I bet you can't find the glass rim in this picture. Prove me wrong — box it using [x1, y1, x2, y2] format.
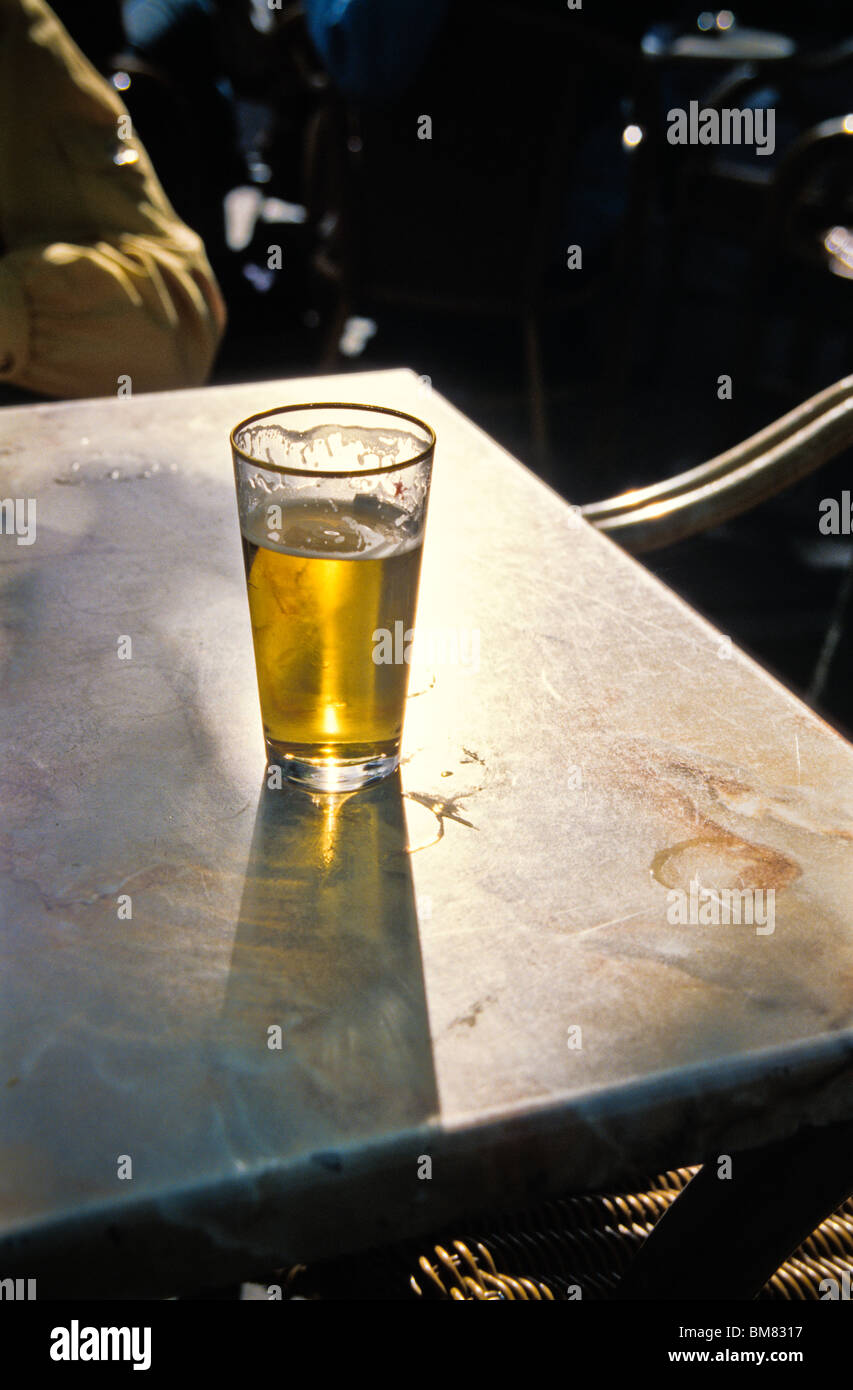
[229, 401, 436, 478]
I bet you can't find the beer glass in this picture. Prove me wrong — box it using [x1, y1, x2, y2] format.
[230, 403, 435, 791]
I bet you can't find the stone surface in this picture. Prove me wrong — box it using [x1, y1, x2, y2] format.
[0, 369, 851, 1296]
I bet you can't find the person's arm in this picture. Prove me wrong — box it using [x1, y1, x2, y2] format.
[0, 0, 226, 399]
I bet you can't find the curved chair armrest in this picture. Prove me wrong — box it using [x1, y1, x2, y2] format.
[581, 375, 853, 553]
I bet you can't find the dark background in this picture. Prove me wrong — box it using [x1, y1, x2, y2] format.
[54, 0, 853, 737]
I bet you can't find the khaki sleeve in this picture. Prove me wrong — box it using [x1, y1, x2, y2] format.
[0, 0, 226, 399]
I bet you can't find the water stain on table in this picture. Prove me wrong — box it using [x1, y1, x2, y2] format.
[651, 833, 800, 893]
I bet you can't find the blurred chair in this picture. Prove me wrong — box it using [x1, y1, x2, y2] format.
[271, 1117, 853, 1299]
[303, 1, 652, 474]
[582, 373, 853, 551]
[645, 31, 853, 393]
[582, 372, 853, 704]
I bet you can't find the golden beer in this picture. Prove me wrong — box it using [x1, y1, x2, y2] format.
[241, 497, 422, 766]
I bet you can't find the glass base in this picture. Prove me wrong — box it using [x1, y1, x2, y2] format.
[266, 745, 400, 792]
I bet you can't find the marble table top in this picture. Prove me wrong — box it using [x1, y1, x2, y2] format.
[1, 369, 851, 1296]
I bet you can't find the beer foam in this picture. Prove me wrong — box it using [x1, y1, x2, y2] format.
[235, 422, 426, 474]
[243, 498, 421, 560]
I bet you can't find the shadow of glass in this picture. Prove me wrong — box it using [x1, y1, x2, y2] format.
[218, 772, 438, 1157]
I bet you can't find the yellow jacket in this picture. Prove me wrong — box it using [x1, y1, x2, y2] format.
[0, 0, 226, 399]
